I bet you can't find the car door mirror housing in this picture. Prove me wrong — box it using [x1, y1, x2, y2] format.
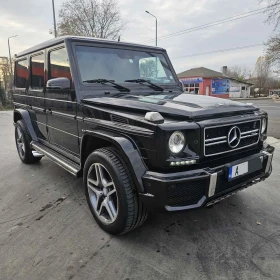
[46, 77, 70, 90]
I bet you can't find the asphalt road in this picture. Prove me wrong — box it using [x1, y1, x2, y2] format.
[239, 99, 280, 139]
[1, 111, 280, 280]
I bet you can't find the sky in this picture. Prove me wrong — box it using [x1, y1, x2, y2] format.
[0, 0, 277, 74]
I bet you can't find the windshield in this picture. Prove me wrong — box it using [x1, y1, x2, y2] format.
[75, 46, 176, 85]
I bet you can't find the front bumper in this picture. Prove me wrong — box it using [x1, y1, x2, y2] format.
[139, 145, 274, 211]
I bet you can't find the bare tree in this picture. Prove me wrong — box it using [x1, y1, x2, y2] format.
[0, 57, 11, 91]
[227, 65, 251, 81]
[53, 0, 127, 40]
[266, 34, 280, 65]
[261, 0, 280, 30]
[254, 56, 271, 96]
[261, 1, 280, 66]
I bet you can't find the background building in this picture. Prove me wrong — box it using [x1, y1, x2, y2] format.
[177, 67, 253, 98]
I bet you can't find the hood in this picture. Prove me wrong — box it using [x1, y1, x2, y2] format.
[82, 93, 258, 120]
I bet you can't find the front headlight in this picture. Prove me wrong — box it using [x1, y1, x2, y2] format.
[169, 131, 185, 154]
[261, 118, 267, 134]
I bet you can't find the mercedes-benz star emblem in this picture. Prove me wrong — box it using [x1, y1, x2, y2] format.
[227, 126, 241, 149]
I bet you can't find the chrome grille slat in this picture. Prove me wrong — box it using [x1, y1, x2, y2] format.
[241, 129, 259, 135]
[241, 133, 259, 139]
[204, 119, 261, 157]
[205, 136, 227, 143]
[205, 140, 228, 146]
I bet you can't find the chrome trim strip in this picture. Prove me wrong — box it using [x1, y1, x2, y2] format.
[241, 129, 259, 135]
[13, 94, 76, 104]
[47, 124, 79, 138]
[31, 142, 79, 176]
[208, 173, 217, 197]
[262, 151, 273, 173]
[205, 136, 227, 143]
[50, 110, 76, 119]
[165, 196, 206, 211]
[139, 193, 155, 198]
[204, 119, 261, 157]
[240, 133, 259, 139]
[205, 140, 227, 146]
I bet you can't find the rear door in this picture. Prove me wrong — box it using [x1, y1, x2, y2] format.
[28, 52, 48, 140]
[45, 45, 79, 156]
[14, 58, 28, 107]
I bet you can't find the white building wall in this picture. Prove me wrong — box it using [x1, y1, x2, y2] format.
[229, 80, 250, 98]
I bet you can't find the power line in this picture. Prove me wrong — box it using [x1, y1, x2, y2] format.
[142, 4, 279, 43]
[171, 44, 264, 59]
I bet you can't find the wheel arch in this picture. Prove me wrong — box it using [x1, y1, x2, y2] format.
[80, 130, 147, 193]
[13, 109, 38, 141]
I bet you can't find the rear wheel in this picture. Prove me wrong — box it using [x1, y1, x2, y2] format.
[84, 147, 148, 234]
[15, 120, 42, 164]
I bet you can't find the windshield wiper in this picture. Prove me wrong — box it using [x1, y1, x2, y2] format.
[83, 79, 130, 92]
[125, 79, 164, 92]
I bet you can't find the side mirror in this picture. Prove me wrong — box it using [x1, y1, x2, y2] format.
[46, 77, 70, 90]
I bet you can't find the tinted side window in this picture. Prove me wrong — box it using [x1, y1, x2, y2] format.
[49, 48, 71, 80]
[31, 53, 44, 89]
[15, 59, 28, 88]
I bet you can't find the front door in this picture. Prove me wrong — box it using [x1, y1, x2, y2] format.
[45, 46, 79, 156]
[206, 86, 210, 96]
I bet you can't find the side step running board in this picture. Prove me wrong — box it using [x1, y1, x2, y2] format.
[31, 141, 80, 176]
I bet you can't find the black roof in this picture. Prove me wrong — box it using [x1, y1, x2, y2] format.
[16, 35, 165, 57]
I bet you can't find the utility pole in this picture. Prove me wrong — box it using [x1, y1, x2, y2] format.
[52, 0, 58, 37]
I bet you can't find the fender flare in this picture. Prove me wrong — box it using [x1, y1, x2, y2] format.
[14, 109, 38, 141]
[81, 129, 147, 193]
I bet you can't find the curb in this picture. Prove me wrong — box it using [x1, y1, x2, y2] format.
[230, 97, 272, 101]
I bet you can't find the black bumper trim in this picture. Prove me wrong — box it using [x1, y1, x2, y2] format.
[140, 145, 274, 211]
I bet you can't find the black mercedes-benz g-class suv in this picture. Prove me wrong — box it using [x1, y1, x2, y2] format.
[13, 36, 274, 234]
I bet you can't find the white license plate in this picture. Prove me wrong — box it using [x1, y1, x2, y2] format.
[228, 161, 248, 180]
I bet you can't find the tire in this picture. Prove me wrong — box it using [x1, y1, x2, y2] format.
[15, 120, 42, 164]
[83, 147, 148, 235]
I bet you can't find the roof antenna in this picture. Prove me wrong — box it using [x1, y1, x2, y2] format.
[118, 35, 121, 42]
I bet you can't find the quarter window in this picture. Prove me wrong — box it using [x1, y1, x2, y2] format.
[15, 59, 28, 88]
[49, 48, 71, 80]
[31, 53, 44, 89]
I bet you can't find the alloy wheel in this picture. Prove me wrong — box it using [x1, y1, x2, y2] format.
[87, 163, 118, 224]
[16, 127, 25, 158]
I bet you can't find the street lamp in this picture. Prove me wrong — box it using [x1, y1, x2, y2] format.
[145, 11, 157, 46]
[52, 0, 58, 37]
[8, 35, 18, 75]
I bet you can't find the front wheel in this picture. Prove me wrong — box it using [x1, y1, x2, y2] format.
[83, 147, 148, 235]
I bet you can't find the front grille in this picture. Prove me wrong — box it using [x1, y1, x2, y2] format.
[204, 120, 261, 156]
[215, 170, 263, 194]
[167, 179, 209, 207]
